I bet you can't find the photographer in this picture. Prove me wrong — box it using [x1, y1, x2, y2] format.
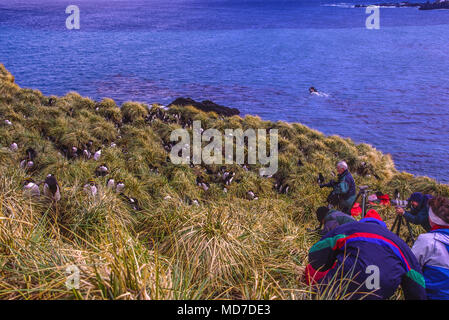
[396, 192, 433, 232]
[320, 161, 356, 215]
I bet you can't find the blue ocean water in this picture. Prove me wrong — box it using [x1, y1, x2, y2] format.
[0, 0, 448, 182]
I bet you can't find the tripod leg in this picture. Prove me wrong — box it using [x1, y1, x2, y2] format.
[396, 215, 403, 236]
[362, 193, 366, 218]
[404, 219, 415, 243]
[391, 215, 399, 233]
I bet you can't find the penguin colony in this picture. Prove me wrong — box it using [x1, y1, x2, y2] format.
[5, 103, 377, 211]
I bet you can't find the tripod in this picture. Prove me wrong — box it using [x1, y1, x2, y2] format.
[349, 186, 370, 218]
[391, 208, 415, 244]
[390, 190, 415, 244]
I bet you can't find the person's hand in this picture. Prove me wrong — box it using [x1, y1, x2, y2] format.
[396, 207, 405, 216]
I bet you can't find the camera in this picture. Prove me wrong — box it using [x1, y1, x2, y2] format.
[359, 185, 370, 193]
[391, 199, 409, 208]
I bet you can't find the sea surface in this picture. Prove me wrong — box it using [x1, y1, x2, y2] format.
[0, 0, 448, 182]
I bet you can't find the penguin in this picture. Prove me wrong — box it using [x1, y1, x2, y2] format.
[247, 191, 258, 200]
[86, 140, 94, 150]
[83, 180, 98, 197]
[223, 187, 227, 193]
[318, 173, 325, 185]
[106, 178, 115, 189]
[4, 119, 12, 126]
[20, 147, 37, 170]
[83, 149, 91, 159]
[43, 174, 61, 202]
[224, 172, 235, 186]
[93, 149, 101, 161]
[121, 194, 140, 211]
[186, 198, 199, 206]
[149, 165, 159, 173]
[20, 159, 34, 170]
[23, 179, 40, 197]
[309, 87, 318, 94]
[116, 181, 125, 193]
[95, 164, 109, 177]
[10, 143, 18, 151]
[26, 148, 37, 161]
[70, 146, 78, 159]
[196, 176, 209, 191]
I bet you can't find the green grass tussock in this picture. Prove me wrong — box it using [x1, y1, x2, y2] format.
[1, 63, 448, 300]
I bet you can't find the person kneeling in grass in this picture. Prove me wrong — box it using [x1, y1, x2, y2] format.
[304, 210, 426, 300]
[315, 206, 356, 236]
[412, 196, 449, 300]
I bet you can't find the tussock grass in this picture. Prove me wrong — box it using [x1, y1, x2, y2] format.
[1, 63, 448, 300]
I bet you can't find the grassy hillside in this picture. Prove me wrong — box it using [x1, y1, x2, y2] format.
[1, 63, 448, 300]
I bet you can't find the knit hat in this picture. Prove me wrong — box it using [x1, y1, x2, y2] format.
[351, 203, 362, 217]
[407, 192, 424, 203]
[365, 209, 383, 222]
[316, 206, 330, 223]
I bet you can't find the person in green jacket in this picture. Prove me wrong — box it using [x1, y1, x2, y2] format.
[320, 161, 357, 215]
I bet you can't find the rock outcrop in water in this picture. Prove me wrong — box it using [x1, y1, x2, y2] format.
[167, 97, 240, 117]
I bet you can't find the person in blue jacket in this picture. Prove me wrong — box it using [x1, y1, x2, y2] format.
[320, 161, 357, 215]
[396, 192, 433, 231]
[412, 196, 449, 300]
[307, 210, 427, 300]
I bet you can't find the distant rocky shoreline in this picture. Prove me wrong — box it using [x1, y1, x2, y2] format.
[355, 1, 449, 10]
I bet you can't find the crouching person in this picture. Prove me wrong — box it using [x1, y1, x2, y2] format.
[412, 196, 449, 300]
[315, 206, 356, 236]
[305, 210, 427, 299]
[321, 161, 357, 215]
[396, 192, 433, 232]
[304, 207, 357, 286]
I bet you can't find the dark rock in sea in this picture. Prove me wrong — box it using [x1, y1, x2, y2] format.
[167, 97, 240, 117]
